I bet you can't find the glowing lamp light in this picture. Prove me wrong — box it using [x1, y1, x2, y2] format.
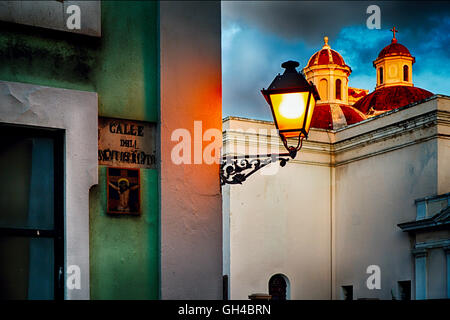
[219, 60, 320, 186]
[261, 60, 320, 156]
[274, 92, 306, 119]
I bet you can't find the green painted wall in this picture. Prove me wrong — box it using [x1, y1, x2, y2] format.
[89, 1, 159, 300]
[90, 167, 159, 299]
[0, 1, 158, 123]
[0, 20, 98, 92]
[0, 1, 159, 299]
[95, 1, 158, 122]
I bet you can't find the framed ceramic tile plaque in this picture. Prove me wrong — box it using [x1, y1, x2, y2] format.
[107, 167, 140, 215]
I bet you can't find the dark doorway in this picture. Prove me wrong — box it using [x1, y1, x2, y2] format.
[223, 275, 229, 300]
[269, 274, 288, 300]
[342, 285, 353, 300]
[0, 124, 64, 300]
[398, 281, 411, 300]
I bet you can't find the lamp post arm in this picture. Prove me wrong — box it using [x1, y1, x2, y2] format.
[220, 135, 305, 186]
[220, 152, 291, 186]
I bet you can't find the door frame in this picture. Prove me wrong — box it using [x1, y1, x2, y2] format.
[0, 124, 65, 299]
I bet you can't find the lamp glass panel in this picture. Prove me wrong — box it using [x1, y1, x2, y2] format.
[303, 95, 316, 136]
[270, 91, 311, 138]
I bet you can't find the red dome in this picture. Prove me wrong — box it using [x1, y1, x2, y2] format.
[311, 104, 365, 130]
[353, 86, 433, 114]
[307, 49, 346, 67]
[306, 37, 350, 70]
[377, 41, 412, 59]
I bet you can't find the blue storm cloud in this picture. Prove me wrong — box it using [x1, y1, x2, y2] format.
[223, 2, 450, 120]
[334, 16, 450, 95]
[222, 21, 319, 120]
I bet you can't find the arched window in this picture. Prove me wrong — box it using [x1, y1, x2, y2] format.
[335, 79, 342, 100]
[269, 274, 290, 300]
[379, 67, 384, 84]
[403, 65, 409, 81]
[319, 79, 328, 101]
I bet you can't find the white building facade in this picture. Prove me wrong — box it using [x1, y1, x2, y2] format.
[223, 32, 450, 300]
[222, 95, 450, 300]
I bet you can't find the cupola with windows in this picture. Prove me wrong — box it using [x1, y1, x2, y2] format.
[303, 36, 352, 105]
[373, 27, 416, 90]
[354, 27, 433, 116]
[303, 36, 366, 129]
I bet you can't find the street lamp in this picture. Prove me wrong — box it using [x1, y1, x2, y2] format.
[261, 60, 320, 158]
[221, 60, 320, 185]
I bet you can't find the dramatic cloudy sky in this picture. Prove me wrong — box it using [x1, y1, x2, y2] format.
[222, 1, 450, 120]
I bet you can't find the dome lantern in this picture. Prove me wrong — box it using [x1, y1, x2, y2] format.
[303, 36, 352, 106]
[373, 27, 415, 90]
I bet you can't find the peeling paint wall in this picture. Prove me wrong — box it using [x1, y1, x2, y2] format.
[0, 1, 159, 299]
[0, 19, 98, 91]
[0, 80, 98, 300]
[0, 1, 158, 122]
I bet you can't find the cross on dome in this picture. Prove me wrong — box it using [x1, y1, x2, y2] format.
[390, 26, 398, 43]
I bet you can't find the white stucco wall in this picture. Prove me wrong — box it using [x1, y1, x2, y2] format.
[223, 119, 333, 300]
[334, 140, 437, 299]
[334, 96, 450, 300]
[224, 96, 450, 300]
[437, 97, 450, 195]
[227, 162, 332, 299]
[0, 80, 98, 299]
[160, 1, 222, 299]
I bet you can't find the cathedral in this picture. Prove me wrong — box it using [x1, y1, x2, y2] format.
[304, 29, 434, 129]
[222, 29, 449, 300]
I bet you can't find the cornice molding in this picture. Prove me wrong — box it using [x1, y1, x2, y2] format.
[223, 97, 450, 167]
[415, 239, 450, 250]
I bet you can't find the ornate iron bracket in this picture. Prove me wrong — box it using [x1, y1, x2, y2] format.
[220, 153, 291, 186]
[220, 136, 304, 186]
